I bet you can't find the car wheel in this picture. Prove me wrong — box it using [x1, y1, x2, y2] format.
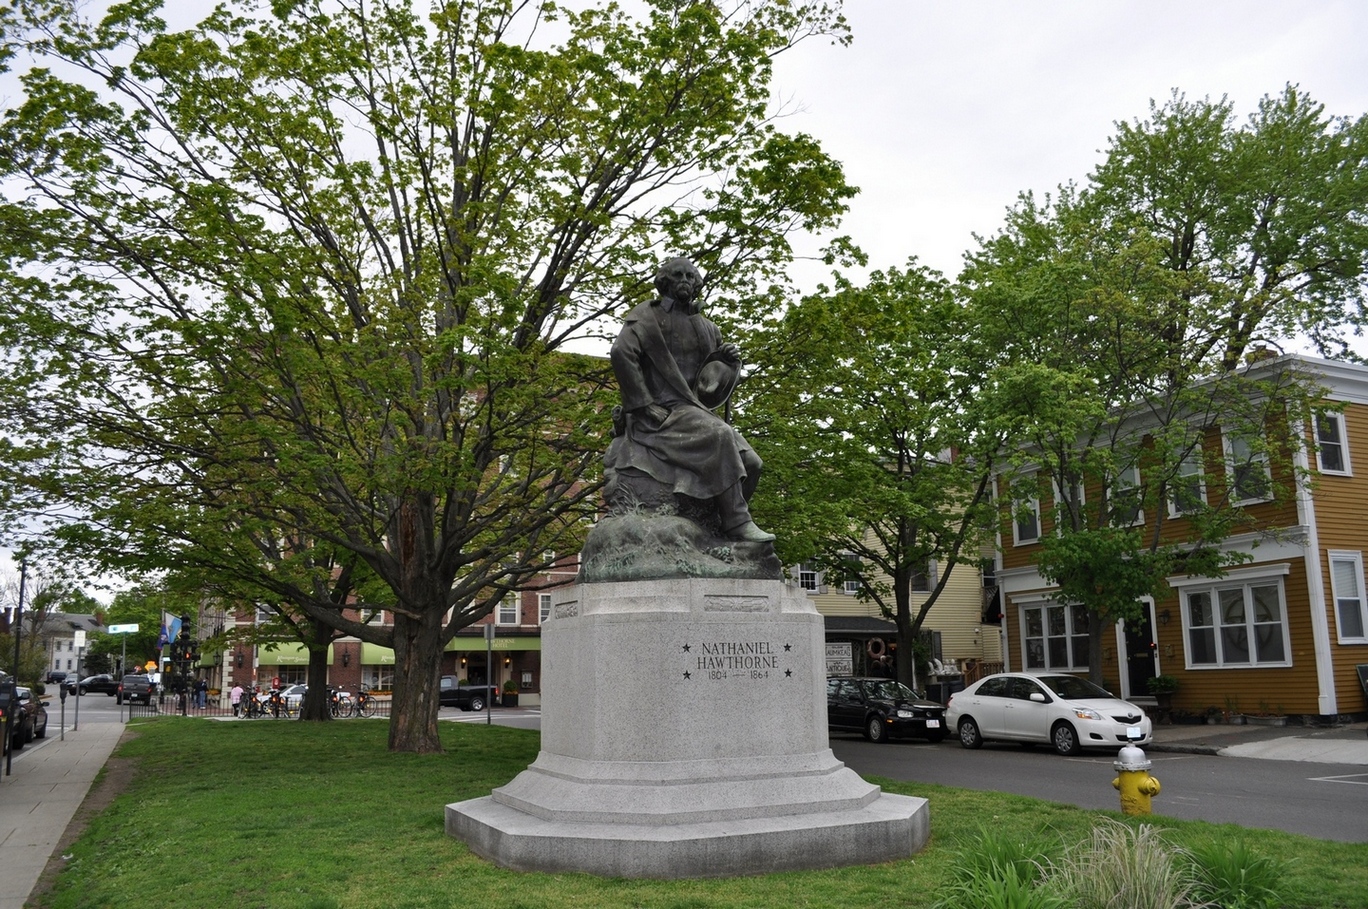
[957, 717, 983, 749]
[470, 696, 485, 712]
[79, 687, 87, 696]
[865, 715, 888, 743]
[1052, 721, 1081, 756]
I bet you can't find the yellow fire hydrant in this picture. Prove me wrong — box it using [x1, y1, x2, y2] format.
[1112, 742, 1161, 816]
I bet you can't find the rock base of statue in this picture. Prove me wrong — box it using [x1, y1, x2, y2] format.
[578, 467, 782, 582]
[446, 578, 929, 879]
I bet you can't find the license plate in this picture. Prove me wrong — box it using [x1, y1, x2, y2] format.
[1125, 725, 1142, 740]
[926, 719, 941, 729]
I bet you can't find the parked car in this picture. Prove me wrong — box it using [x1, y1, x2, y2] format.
[439, 676, 497, 711]
[76, 674, 120, 696]
[45, 670, 68, 686]
[7, 686, 48, 749]
[946, 672, 1153, 755]
[280, 684, 308, 710]
[826, 677, 948, 743]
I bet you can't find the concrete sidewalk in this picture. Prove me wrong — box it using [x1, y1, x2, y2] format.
[0, 715, 125, 909]
[1149, 716, 1368, 764]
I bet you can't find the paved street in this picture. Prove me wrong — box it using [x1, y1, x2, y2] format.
[831, 732, 1368, 842]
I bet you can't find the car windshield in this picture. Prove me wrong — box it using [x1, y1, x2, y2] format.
[1039, 675, 1114, 700]
[863, 680, 921, 701]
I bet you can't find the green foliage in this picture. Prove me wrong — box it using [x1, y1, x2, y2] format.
[738, 262, 1005, 683]
[1147, 674, 1180, 695]
[1186, 839, 1290, 909]
[933, 862, 1071, 909]
[1047, 819, 1197, 909]
[0, 0, 854, 750]
[962, 86, 1361, 680]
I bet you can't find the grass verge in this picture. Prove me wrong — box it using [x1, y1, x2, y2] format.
[34, 718, 1368, 909]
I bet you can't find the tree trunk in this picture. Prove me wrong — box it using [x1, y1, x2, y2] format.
[301, 618, 334, 721]
[387, 608, 445, 753]
[893, 567, 917, 689]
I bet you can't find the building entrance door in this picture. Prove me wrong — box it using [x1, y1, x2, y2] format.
[1121, 608, 1157, 699]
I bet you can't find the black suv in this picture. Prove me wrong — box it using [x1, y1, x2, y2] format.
[77, 674, 120, 696]
[827, 676, 948, 744]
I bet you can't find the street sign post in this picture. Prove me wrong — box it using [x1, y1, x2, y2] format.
[108, 625, 140, 720]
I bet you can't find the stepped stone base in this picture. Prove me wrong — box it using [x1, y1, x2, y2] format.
[445, 578, 930, 878]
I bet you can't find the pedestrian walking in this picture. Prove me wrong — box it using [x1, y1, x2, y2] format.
[230, 683, 244, 717]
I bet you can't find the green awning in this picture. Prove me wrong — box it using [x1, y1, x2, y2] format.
[256, 643, 335, 666]
[361, 643, 395, 665]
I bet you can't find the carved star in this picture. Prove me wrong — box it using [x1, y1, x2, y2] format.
[783, 643, 792, 652]
[682, 644, 691, 652]
[683, 671, 692, 679]
[785, 669, 793, 677]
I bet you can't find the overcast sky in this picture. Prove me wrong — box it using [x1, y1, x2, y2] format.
[769, 1, 1368, 289]
[4, 1, 1368, 595]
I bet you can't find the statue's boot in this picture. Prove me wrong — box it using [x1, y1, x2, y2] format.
[718, 483, 775, 542]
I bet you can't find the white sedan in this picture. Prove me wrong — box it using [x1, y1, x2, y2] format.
[946, 672, 1152, 755]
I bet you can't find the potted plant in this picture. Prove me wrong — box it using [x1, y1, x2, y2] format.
[1146, 674, 1179, 723]
[502, 679, 519, 708]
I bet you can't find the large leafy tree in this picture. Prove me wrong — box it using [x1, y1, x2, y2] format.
[963, 86, 1368, 683]
[739, 263, 1007, 687]
[0, 0, 854, 751]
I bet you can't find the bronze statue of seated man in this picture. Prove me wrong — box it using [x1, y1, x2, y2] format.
[603, 257, 774, 543]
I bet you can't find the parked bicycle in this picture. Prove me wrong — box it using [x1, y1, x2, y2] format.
[328, 687, 353, 718]
[354, 687, 374, 718]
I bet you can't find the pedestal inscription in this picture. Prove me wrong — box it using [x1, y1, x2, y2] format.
[446, 578, 929, 878]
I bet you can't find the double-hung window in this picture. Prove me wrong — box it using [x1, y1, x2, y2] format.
[538, 593, 552, 625]
[497, 599, 519, 625]
[911, 558, 937, 593]
[1316, 412, 1351, 475]
[1111, 463, 1143, 526]
[1012, 472, 1040, 545]
[1225, 434, 1272, 504]
[1175, 568, 1291, 667]
[1329, 551, 1367, 642]
[1168, 450, 1206, 516]
[1022, 602, 1090, 671]
[797, 563, 822, 592]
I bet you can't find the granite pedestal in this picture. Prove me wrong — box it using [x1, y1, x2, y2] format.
[446, 578, 929, 878]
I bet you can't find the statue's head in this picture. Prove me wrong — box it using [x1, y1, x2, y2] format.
[654, 257, 703, 312]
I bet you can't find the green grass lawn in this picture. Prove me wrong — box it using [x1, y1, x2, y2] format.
[36, 718, 1368, 909]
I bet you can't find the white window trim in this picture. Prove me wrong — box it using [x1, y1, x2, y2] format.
[1110, 463, 1144, 527]
[1019, 601, 1090, 672]
[1167, 449, 1207, 517]
[496, 600, 519, 625]
[1328, 550, 1368, 644]
[1170, 565, 1292, 669]
[1315, 411, 1352, 476]
[537, 593, 552, 625]
[1012, 472, 1041, 546]
[1223, 433, 1273, 506]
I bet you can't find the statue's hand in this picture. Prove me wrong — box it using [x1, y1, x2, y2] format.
[635, 403, 670, 425]
[716, 343, 742, 365]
